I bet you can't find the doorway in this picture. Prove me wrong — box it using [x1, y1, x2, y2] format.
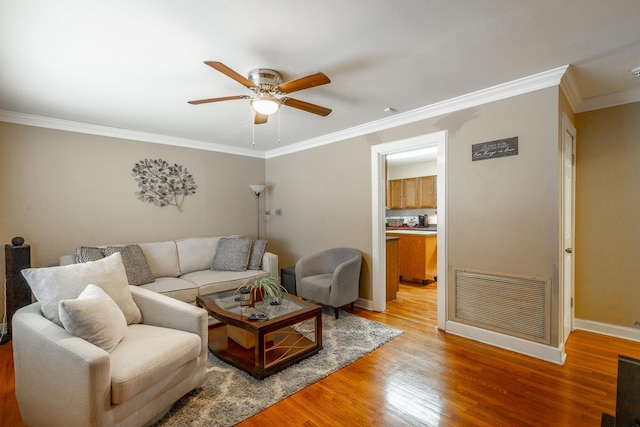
[370, 130, 447, 329]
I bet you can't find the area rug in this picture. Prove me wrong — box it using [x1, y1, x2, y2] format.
[154, 307, 403, 427]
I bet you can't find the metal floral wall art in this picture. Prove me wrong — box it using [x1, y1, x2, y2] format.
[132, 158, 197, 211]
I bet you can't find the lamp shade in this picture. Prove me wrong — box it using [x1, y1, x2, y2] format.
[250, 184, 266, 195]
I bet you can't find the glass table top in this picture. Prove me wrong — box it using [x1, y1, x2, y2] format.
[204, 289, 306, 321]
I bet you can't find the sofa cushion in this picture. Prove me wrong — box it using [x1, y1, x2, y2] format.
[181, 269, 268, 295]
[109, 323, 201, 405]
[138, 241, 180, 278]
[211, 237, 252, 272]
[299, 274, 334, 303]
[75, 246, 105, 263]
[176, 237, 221, 275]
[22, 252, 142, 327]
[103, 244, 155, 286]
[248, 239, 267, 270]
[139, 277, 199, 303]
[58, 284, 127, 353]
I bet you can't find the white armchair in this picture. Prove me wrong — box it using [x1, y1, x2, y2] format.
[295, 248, 362, 319]
[12, 285, 208, 427]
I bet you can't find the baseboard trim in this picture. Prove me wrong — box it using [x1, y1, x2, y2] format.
[445, 320, 566, 365]
[574, 318, 640, 343]
[353, 301, 567, 364]
[354, 298, 374, 311]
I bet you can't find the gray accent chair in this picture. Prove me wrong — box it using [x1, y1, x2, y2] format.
[295, 248, 362, 319]
[12, 286, 208, 427]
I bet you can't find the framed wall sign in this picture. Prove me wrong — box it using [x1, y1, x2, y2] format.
[472, 137, 518, 161]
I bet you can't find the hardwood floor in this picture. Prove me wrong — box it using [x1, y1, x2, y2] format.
[2, 282, 639, 426]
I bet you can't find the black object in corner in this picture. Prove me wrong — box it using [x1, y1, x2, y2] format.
[601, 355, 640, 427]
[280, 266, 296, 295]
[2, 241, 32, 344]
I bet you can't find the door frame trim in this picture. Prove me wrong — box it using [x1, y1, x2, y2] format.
[561, 112, 577, 344]
[370, 130, 447, 329]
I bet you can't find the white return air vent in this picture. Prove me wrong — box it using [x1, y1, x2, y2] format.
[453, 269, 551, 345]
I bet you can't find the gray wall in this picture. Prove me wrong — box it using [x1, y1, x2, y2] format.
[265, 138, 373, 298]
[575, 102, 640, 328]
[0, 122, 265, 313]
[266, 87, 562, 344]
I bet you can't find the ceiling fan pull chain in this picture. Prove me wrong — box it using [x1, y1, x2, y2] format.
[251, 106, 256, 146]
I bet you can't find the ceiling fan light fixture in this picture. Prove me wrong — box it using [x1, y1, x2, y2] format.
[189, 62, 332, 120]
[251, 93, 280, 115]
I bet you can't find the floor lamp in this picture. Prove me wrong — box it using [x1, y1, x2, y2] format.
[250, 184, 266, 239]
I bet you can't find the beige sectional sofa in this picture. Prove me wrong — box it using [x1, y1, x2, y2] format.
[12, 235, 277, 426]
[60, 236, 278, 303]
[15, 252, 209, 427]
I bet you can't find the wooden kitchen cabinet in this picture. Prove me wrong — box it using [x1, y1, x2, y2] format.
[419, 175, 437, 208]
[388, 179, 404, 209]
[403, 178, 419, 208]
[387, 176, 437, 209]
[386, 232, 437, 284]
[386, 237, 399, 301]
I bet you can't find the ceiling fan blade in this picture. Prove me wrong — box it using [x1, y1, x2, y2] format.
[187, 95, 249, 105]
[277, 72, 331, 94]
[281, 97, 332, 116]
[254, 112, 269, 124]
[205, 61, 257, 89]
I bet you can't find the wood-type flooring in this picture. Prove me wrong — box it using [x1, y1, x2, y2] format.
[1, 281, 639, 426]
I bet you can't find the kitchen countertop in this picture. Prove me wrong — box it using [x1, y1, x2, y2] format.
[386, 226, 437, 235]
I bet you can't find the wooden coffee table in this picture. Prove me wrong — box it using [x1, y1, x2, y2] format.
[196, 289, 322, 379]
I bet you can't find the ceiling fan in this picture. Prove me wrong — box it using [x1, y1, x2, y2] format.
[188, 61, 332, 124]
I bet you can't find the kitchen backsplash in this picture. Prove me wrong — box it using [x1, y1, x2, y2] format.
[386, 208, 438, 226]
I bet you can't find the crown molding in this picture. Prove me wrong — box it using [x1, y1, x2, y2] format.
[0, 110, 266, 159]
[0, 65, 569, 160]
[576, 86, 640, 112]
[265, 65, 570, 159]
[559, 65, 582, 112]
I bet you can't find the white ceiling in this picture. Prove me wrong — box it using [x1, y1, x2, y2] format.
[1, 1, 640, 157]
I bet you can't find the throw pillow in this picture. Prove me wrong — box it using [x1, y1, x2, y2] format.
[22, 252, 142, 326]
[247, 239, 267, 270]
[58, 284, 127, 353]
[211, 237, 252, 272]
[103, 245, 155, 286]
[75, 246, 105, 263]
